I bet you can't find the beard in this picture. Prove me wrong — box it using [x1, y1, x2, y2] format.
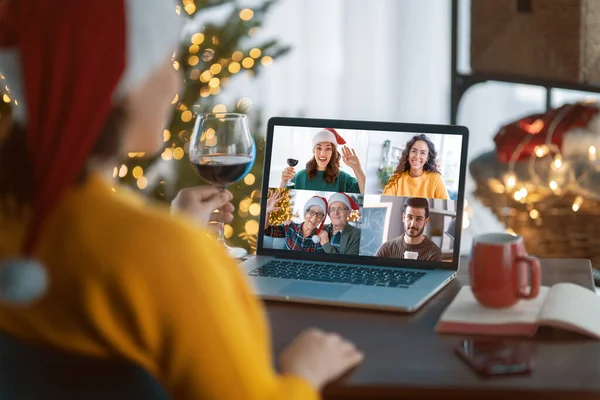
[406, 226, 424, 238]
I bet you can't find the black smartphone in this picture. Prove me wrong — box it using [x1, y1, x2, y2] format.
[454, 339, 534, 376]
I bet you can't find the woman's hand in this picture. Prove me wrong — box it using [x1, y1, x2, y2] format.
[171, 186, 234, 226]
[279, 328, 364, 391]
[266, 189, 284, 215]
[280, 167, 296, 187]
[341, 146, 361, 170]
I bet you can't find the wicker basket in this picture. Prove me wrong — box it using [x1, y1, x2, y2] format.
[474, 185, 600, 269]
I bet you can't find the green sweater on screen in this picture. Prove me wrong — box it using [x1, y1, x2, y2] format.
[290, 169, 360, 193]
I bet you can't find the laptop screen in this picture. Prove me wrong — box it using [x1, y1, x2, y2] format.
[259, 118, 469, 269]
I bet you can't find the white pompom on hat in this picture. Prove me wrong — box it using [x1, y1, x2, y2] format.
[328, 192, 359, 211]
[311, 128, 346, 149]
[303, 196, 328, 244]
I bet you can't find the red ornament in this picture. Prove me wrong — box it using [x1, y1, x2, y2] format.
[494, 103, 600, 163]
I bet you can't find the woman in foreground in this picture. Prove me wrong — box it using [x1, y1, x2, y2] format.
[0, 1, 363, 399]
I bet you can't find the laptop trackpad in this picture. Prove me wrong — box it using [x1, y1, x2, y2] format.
[279, 282, 351, 299]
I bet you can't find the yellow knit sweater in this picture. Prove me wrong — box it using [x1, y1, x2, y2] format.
[0, 174, 317, 400]
[383, 171, 449, 199]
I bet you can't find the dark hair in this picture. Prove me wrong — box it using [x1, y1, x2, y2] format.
[404, 197, 429, 218]
[0, 106, 125, 214]
[306, 143, 341, 184]
[394, 134, 441, 175]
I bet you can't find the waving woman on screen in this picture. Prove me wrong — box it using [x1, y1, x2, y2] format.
[280, 128, 366, 194]
[383, 134, 449, 199]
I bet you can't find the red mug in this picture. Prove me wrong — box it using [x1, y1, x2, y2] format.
[469, 233, 541, 308]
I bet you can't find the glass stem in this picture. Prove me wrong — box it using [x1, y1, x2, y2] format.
[215, 186, 227, 245]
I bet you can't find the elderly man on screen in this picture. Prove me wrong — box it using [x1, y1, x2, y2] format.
[375, 197, 442, 261]
[317, 192, 361, 255]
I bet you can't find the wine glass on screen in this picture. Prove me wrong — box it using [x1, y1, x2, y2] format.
[190, 112, 256, 259]
[286, 158, 299, 187]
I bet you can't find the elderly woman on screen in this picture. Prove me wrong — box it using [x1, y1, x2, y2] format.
[264, 192, 329, 252]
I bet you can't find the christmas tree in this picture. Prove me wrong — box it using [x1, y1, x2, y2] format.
[117, 0, 290, 254]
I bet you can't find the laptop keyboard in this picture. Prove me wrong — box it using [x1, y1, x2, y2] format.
[248, 260, 426, 288]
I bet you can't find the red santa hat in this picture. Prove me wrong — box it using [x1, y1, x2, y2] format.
[311, 128, 346, 149]
[0, 0, 182, 304]
[303, 196, 328, 244]
[328, 192, 359, 211]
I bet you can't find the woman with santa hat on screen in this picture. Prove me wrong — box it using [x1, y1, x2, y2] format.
[0, 1, 363, 398]
[280, 128, 366, 193]
[264, 192, 330, 251]
[317, 192, 362, 255]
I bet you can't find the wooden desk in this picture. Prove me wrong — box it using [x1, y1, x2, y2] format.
[265, 258, 597, 399]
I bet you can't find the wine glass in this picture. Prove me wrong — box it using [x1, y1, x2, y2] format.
[286, 158, 299, 187]
[190, 112, 256, 259]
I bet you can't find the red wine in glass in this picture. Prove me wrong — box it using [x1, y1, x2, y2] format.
[286, 158, 299, 187]
[192, 154, 254, 187]
[189, 112, 255, 259]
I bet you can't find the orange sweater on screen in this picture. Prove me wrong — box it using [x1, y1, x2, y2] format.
[383, 171, 449, 199]
[0, 175, 318, 400]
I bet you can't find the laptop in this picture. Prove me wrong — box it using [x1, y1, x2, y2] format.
[242, 117, 469, 312]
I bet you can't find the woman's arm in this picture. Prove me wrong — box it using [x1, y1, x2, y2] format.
[147, 231, 319, 400]
[341, 146, 365, 194]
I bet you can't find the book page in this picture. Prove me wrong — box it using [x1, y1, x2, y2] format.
[538, 283, 600, 339]
[439, 285, 550, 325]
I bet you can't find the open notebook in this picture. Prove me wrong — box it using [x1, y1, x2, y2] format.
[436, 283, 600, 338]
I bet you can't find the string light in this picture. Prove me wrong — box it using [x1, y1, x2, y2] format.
[261, 56, 273, 66]
[2, 94, 10, 103]
[529, 209, 539, 219]
[245, 220, 259, 235]
[549, 180, 558, 191]
[534, 144, 549, 158]
[161, 148, 174, 161]
[210, 64, 222, 74]
[249, 48, 262, 58]
[112, 167, 118, 178]
[181, 110, 193, 122]
[208, 77, 220, 88]
[572, 196, 584, 212]
[137, 176, 148, 190]
[188, 56, 199, 66]
[212, 104, 227, 113]
[224, 224, 233, 239]
[163, 129, 171, 142]
[118, 164, 128, 178]
[242, 57, 255, 68]
[171, 94, 179, 104]
[239, 8, 254, 21]
[132, 166, 144, 179]
[232, 51, 243, 62]
[173, 147, 185, 160]
[244, 173, 256, 185]
[189, 45, 200, 54]
[589, 145, 597, 161]
[172, 61, 180, 70]
[249, 203, 261, 216]
[184, 4, 196, 14]
[553, 155, 563, 169]
[200, 70, 213, 83]
[191, 33, 205, 45]
[504, 173, 517, 191]
[228, 62, 241, 74]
